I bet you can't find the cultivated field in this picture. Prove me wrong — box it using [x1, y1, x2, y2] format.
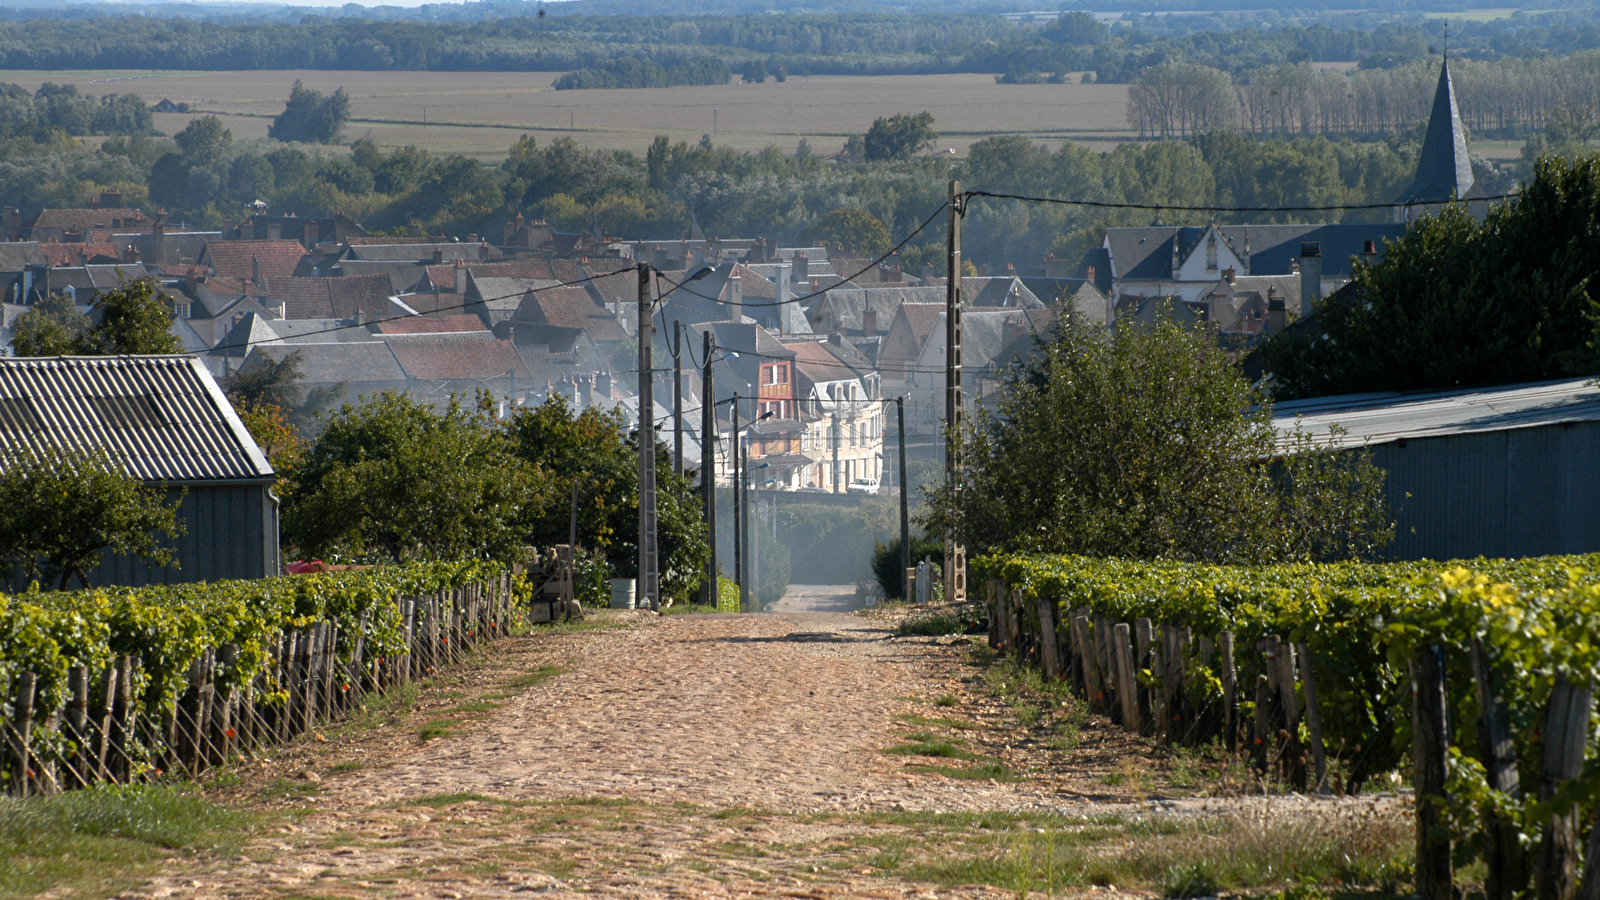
[0, 69, 1136, 159]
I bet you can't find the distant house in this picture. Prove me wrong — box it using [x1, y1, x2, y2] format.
[788, 335, 884, 492]
[0, 355, 279, 586]
[258, 274, 400, 320]
[198, 240, 312, 282]
[510, 285, 629, 350]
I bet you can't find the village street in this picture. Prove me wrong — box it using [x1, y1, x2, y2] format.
[126, 601, 1403, 900]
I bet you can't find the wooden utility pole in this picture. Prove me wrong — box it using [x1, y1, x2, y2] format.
[701, 331, 717, 607]
[944, 179, 966, 601]
[896, 395, 909, 585]
[732, 391, 742, 605]
[673, 321, 684, 476]
[636, 263, 659, 611]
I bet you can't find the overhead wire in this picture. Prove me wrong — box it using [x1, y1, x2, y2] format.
[963, 188, 1519, 213]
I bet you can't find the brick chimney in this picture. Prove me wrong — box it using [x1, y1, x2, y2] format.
[1298, 241, 1323, 316]
[828, 330, 842, 346]
[793, 254, 808, 284]
[1085, 265, 1096, 288]
[1222, 266, 1236, 284]
[432, 248, 444, 265]
[455, 259, 468, 295]
[863, 307, 878, 337]
[597, 371, 612, 397]
[251, 255, 261, 285]
[303, 220, 320, 249]
[1, 206, 17, 242]
[1267, 287, 1287, 336]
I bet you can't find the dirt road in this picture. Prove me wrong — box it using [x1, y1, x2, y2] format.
[128, 610, 1401, 899]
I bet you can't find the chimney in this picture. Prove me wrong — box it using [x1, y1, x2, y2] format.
[1, 206, 16, 242]
[455, 260, 467, 295]
[240, 220, 254, 240]
[1267, 287, 1287, 337]
[828, 330, 842, 346]
[98, 189, 122, 208]
[1085, 265, 1096, 289]
[1222, 266, 1235, 284]
[251, 255, 261, 285]
[727, 273, 742, 311]
[355, 307, 364, 327]
[775, 264, 791, 310]
[597, 371, 612, 397]
[1002, 317, 1022, 349]
[1298, 241, 1323, 316]
[265, 222, 282, 242]
[303, 220, 320, 249]
[334, 215, 348, 244]
[863, 307, 878, 337]
[793, 254, 808, 284]
[152, 212, 166, 264]
[432, 248, 444, 265]
[186, 267, 197, 289]
[468, 233, 479, 244]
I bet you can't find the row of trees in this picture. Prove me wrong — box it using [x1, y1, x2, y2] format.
[1130, 52, 1600, 139]
[0, 82, 152, 142]
[553, 57, 732, 90]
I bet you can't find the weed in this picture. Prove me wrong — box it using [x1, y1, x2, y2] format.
[418, 719, 458, 742]
[894, 713, 973, 730]
[257, 778, 320, 801]
[0, 784, 254, 899]
[935, 694, 959, 707]
[897, 610, 973, 637]
[328, 760, 364, 775]
[883, 739, 977, 760]
[908, 760, 1018, 781]
[448, 699, 501, 714]
[499, 665, 564, 694]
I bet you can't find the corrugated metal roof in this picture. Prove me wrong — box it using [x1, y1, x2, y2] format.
[1272, 377, 1600, 452]
[0, 355, 273, 483]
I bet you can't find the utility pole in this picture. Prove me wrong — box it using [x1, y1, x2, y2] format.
[742, 442, 753, 611]
[673, 321, 684, 477]
[944, 179, 967, 602]
[896, 395, 909, 590]
[732, 391, 742, 606]
[636, 262, 660, 611]
[701, 331, 716, 607]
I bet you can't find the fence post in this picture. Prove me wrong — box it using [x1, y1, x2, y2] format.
[1473, 639, 1528, 900]
[1538, 675, 1592, 900]
[1135, 619, 1155, 737]
[94, 663, 116, 780]
[1219, 632, 1237, 753]
[111, 656, 133, 783]
[1114, 623, 1141, 733]
[66, 665, 89, 788]
[1036, 597, 1060, 680]
[1071, 614, 1102, 713]
[1294, 642, 1328, 793]
[9, 672, 36, 796]
[1413, 643, 1452, 900]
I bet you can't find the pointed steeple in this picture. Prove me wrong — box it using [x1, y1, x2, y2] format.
[1398, 53, 1475, 204]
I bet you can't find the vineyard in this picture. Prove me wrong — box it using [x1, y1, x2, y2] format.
[0, 550, 578, 797]
[977, 552, 1600, 899]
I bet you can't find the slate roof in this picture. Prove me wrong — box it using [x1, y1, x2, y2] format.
[0, 243, 46, 271]
[32, 208, 151, 232]
[1397, 57, 1476, 205]
[241, 341, 405, 387]
[390, 339, 532, 382]
[0, 355, 272, 483]
[200, 240, 310, 281]
[964, 277, 1044, 308]
[329, 259, 423, 289]
[259, 274, 396, 320]
[1104, 224, 1405, 281]
[345, 243, 492, 262]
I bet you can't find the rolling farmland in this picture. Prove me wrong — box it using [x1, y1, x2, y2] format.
[0, 69, 1136, 158]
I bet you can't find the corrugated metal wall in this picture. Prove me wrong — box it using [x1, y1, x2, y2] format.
[1376, 421, 1600, 560]
[86, 484, 276, 587]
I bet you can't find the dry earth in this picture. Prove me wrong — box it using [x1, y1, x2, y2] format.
[121, 592, 1405, 900]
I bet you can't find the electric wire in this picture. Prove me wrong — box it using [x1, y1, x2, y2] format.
[963, 188, 1519, 213]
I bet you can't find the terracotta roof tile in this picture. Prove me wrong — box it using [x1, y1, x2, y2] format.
[373, 314, 488, 335]
[389, 339, 531, 382]
[32, 208, 152, 232]
[512, 286, 628, 343]
[38, 243, 121, 266]
[201, 240, 310, 281]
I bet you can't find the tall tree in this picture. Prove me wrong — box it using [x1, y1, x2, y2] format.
[8, 278, 179, 357]
[268, 80, 351, 145]
[863, 112, 937, 161]
[802, 208, 892, 257]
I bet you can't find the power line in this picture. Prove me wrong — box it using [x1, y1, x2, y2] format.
[963, 188, 1519, 213]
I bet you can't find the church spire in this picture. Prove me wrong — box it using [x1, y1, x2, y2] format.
[1397, 51, 1475, 204]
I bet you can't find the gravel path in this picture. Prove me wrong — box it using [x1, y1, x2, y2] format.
[125, 607, 1394, 899]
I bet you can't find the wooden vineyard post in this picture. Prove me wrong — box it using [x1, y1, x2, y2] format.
[94, 663, 116, 780]
[1413, 643, 1452, 900]
[1072, 614, 1103, 713]
[1250, 663, 1272, 773]
[1135, 619, 1155, 737]
[985, 582, 1001, 649]
[110, 657, 133, 783]
[1472, 640, 1528, 900]
[1294, 642, 1328, 793]
[1219, 632, 1238, 753]
[9, 672, 36, 796]
[1114, 624, 1141, 733]
[1036, 598, 1060, 679]
[1093, 614, 1117, 724]
[1006, 589, 1023, 655]
[1537, 675, 1592, 900]
[66, 665, 89, 788]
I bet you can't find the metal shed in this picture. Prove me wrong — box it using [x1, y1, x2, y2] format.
[1273, 378, 1600, 561]
[0, 355, 279, 587]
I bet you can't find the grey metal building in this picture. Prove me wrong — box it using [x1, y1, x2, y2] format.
[0, 355, 279, 587]
[1273, 378, 1600, 561]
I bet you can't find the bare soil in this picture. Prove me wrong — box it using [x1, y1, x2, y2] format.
[121, 606, 1399, 899]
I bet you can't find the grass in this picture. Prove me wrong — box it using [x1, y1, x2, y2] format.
[418, 718, 459, 743]
[897, 607, 983, 637]
[0, 783, 254, 900]
[256, 777, 320, 801]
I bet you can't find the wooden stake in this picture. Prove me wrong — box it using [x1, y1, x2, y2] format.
[1219, 632, 1237, 753]
[1413, 643, 1452, 900]
[1538, 675, 1592, 900]
[1036, 597, 1060, 679]
[1114, 623, 1140, 733]
[1294, 642, 1328, 793]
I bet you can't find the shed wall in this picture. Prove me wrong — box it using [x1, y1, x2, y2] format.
[1376, 421, 1600, 560]
[85, 484, 278, 587]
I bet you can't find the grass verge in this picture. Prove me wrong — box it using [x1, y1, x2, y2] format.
[0, 783, 253, 900]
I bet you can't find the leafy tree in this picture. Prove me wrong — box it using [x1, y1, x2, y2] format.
[927, 314, 1391, 563]
[226, 349, 305, 412]
[871, 532, 944, 599]
[802, 208, 891, 257]
[9, 293, 89, 356]
[743, 60, 769, 84]
[1264, 154, 1600, 399]
[863, 112, 937, 161]
[0, 445, 184, 591]
[268, 80, 351, 145]
[174, 116, 231, 165]
[8, 278, 179, 357]
[503, 397, 708, 604]
[284, 393, 538, 563]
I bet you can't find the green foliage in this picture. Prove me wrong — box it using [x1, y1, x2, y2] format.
[8, 278, 181, 357]
[268, 80, 351, 145]
[863, 112, 938, 162]
[871, 532, 944, 599]
[0, 445, 184, 592]
[755, 534, 789, 607]
[1264, 153, 1600, 398]
[173, 116, 231, 165]
[0, 82, 152, 143]
[285, 394, 540, 563]
[929, 314, 1392, 563]
[553, 57, 731, 90]
[801, 208, 892, 257]
[976, 550, 1600, 871]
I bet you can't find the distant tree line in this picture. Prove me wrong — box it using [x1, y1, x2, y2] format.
[0, 10, 1594, 83]
[0, 82, 151, 141]
[553, 57, 731, 90]
[1130, 52, 1600, 139]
